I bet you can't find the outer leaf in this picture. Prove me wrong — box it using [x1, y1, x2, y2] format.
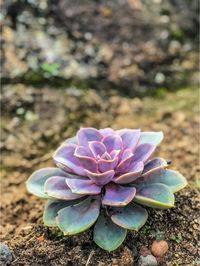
[26, 167, 66, 198]
[142, 158, 168, 177]
[53, 143, 86, 176]
[102, 183, 136, 206]
[44, 176, 83, 200]
[133, 143, 155, 163]
[134, 183, 174, 209]
[66, 178, 101, 195]
[93, 214, 127, 252]
[139, 131, 164, 146]
[43, 199, 84, 227]
[111, 203, 148, 231]
[56, 197, 100, 235]
[134, 169, 187, 192]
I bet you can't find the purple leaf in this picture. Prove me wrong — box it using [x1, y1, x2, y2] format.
[89, 141, 106, 158]
[85, 169, 115, 186]
[142, 158, 168, 177]
[103, 135, 123, 153]
[99, 128, 114, 137]
[53, 144, 86, 176]
[120, 129, 141, 150]
[101, 152, 112, 160]
[110, 149, 121, 159]
[133, 143, 156, 163]
[114, 162, 144, 184]
[44, 176, 83, 200]
[98, 157, 118, 172]
[74, 146, 98, 172]
[77, 128, 102, 147]
[102, 183, 136, 206]
[66, 178, 101, 195]
[116, 149, 134, 173]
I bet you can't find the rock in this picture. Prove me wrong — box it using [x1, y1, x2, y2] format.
[151, 240, 169, 257]
[0, 243, 13, 265]
[139, 247, 151, 257]
[121, 246, 134, 266]
[138, 254, 158, 266]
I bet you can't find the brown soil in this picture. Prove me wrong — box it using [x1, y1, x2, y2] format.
[1, 85, 200, 266]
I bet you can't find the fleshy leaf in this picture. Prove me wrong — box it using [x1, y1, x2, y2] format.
[116, 149, 134, 173]
[43, 199, 84, 227]
[142, 158, 168, 177]
[89, 141, 106, 158]
[77, 128, 102, 147]
[133, 143, 156, 163]
[102, 183, 136, 206]
[114, 162, 144, 184]
[134, 183, 175, 209]
[111, 203, 148, 231]
[26, 167, 66, 198]
[93, 214, 127, 252]
[56, 197, 100, 235]
[53, 144, 86, 176]
[119, 129, 141, 150]
[99, 128, 114, 137]
[139, 131, 164, 146]
[85, 169, 115, 186]
[103, 135, 123, 153]
[44, 176, 83, 200]
[74, 146, 98, 172]
[134, 169, 187, 192]
[66, 178, 101, 195]
[98, 157, 118, 172]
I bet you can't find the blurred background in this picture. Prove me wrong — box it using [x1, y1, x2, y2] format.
[1, 0, 199, 94]
[1, 1, 199, 265]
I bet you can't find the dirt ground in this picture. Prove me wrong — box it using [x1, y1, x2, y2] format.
[1, 85, 199, 265]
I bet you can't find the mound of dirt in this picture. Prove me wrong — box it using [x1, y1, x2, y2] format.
[1, 85, 199, 265]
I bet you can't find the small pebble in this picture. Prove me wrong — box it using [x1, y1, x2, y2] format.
[151, 240, 169, 257]
[0, 243, 13, 265]
[121, 246, 134, 265]
[138, 254, 158, 266]
[140, 247, 151, 257]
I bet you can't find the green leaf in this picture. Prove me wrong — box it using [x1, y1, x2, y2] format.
[111, 203, 148, 231]
[43, 198, 85, 227]
[195, 177, 200, 188]
[26, 168, 66, 198]
[134, 183, 175, 209]
[93, 214, 127, 252]
[135, 169, 187, 192]
[56, 197, 100, 235]
[139, 132, 164, 146]
[41, 63, 60, 75]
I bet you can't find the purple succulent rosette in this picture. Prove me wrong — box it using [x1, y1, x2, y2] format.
[26, 128, 187, 251]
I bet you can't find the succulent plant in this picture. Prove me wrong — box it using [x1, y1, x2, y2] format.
[26, 128, 187, 251]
